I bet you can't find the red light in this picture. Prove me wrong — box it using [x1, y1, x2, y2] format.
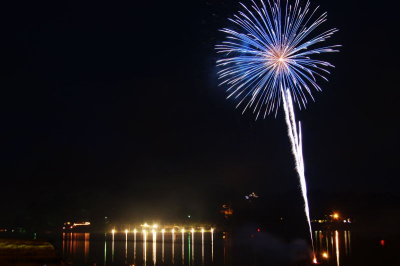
[257, 228, 261, 232]
[380, 240, 385, 246]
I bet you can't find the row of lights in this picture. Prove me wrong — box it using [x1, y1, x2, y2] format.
[111, 228, 214, 234]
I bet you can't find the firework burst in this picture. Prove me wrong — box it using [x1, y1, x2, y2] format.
[216, 0, 339, 119]
[216, 0, 339, 257]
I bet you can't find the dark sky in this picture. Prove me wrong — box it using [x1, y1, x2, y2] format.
[1, 1, 399, 226]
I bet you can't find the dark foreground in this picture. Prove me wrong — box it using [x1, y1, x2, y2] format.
[0, 239, 64, 266]
[1, 229, 400, 266]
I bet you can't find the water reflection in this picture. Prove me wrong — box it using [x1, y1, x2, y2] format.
[62, 230, 215, 266]
[191, 228, 195, 263]
[201, 229, 205, 265]
[111, 230, 115, 262]
[125, 230, 128, 263]
[104, 234, 107, 266]
[134, 229, 137, 263]
[181, 229, 185, 264]
[62, 233, 90, 263]
[62, 230, 351, 266]
[335, 230, 340, 266]
[313, 230, 352, 266]
[143, 229, 147, 266]
[211, 228, 214, 262]
[172, 229, 175, 264]
[161, 229, 165, 263]
[152, 229, 157, 265]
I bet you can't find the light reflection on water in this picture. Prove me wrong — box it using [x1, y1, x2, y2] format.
[62, 233, 90, 263]
[62, 230, 215, 266]
[62, 230, 352, 265]
[313, 230, 351, 266]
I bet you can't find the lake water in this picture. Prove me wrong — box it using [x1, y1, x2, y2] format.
[58, 230, 398, 266]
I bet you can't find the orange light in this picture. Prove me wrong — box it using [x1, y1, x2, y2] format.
[73, 222, 90, 226]
[312, 256, 318, 264]
[322, 252, 329, 258]
[333, 213, 339, 219]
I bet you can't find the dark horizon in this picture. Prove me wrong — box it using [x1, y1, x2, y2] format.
[1, 0, 399, 235]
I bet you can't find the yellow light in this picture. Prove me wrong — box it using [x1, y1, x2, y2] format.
[142, 229, 147, 234]
[322, 252, 329, 259]
[211, 228, 214, 233]
[333, 213, 339, 219]
[133, 229, 137, 233]
[72, 222, 91, 226]
[161, 229, 165, 233]
[201, 228, 205, 233]
[111, 229, 115, 234]
[181, 228, 185, 233]
[152, 229, 156, 234]
[142, 223, 149, 227]
[191, 228, 195, 233]
[171, 229, 175, 233]
[125, 229, 129, 234]
[152, 224, 158, 229]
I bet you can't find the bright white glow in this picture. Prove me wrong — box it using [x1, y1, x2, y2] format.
[161, 229, 165, 233]
[282, 88, 313, 250]
[152, 224, 158, 229]
[313, 256, 318, 264]
[191, 228, 195, 234]
[201, 228, 205, 233]
[335, 230, 340, 266]
[172, 229, 175, 234]
[181, 228, 185, 233]
[133, 228, 137, 233]
[111, 229, 115, 234]
[125, 229, 129, 234]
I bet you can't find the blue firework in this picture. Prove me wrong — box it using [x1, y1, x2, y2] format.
[216, 0, 340, 119]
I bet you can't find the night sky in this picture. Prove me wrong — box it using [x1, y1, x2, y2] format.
[1, 1, 399, 230]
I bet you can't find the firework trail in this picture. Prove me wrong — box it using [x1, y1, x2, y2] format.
[216, 0, 339, 254]
[282, 88, 312, 248]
